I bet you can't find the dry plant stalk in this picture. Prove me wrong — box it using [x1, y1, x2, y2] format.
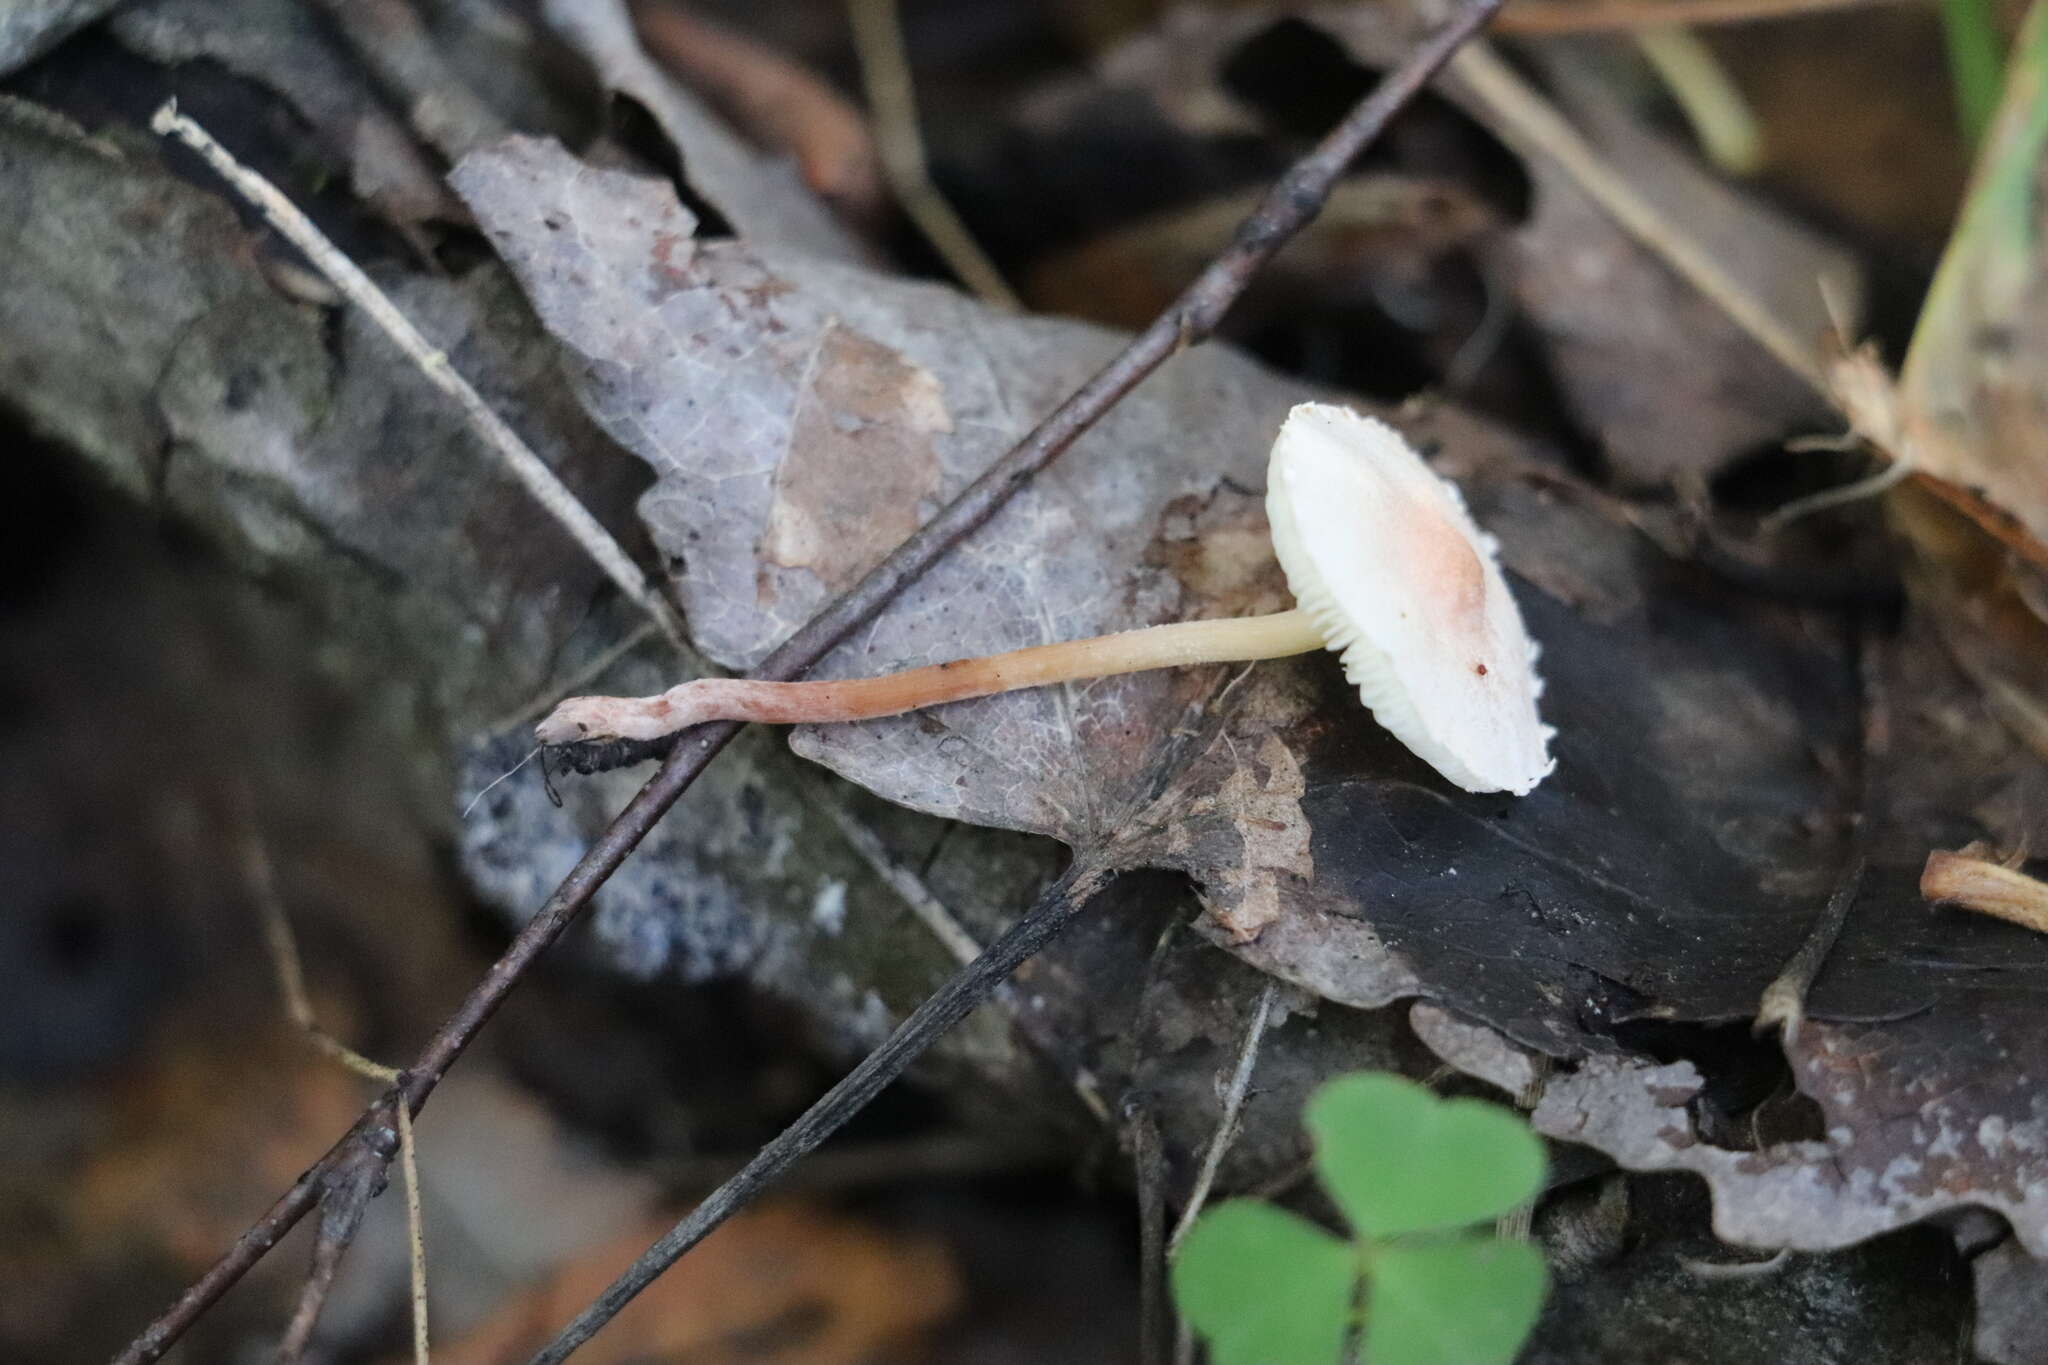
[245, 824, 430, 1365]
[846, 0, 1022, 308]
[149, 100, 687, 651]
[1495, 0, 1909, 33]
[1923, 847, 2048, 934]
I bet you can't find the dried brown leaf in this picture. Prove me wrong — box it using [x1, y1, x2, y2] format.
[428, 1201, 960, 1365]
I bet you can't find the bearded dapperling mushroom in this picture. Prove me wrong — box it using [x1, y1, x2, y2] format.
[540, 403, 1556, 795]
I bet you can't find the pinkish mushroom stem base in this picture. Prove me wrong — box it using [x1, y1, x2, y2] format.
[537, 608, 1326, 744]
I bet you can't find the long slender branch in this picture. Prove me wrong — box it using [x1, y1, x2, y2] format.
[111, 4, 1503, 1359]
[527, 866, 1107, 1364]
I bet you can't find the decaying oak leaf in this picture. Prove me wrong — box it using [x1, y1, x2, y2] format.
[1530, 996, 2048, 1257]
[451, 134, 1312, 836]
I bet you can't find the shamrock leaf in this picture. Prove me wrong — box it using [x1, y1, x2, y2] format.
[1363, 1238, 1548, 1365]
[1308, 1073, 1546, 1237]
[1173, 1073, 1549, 1365]
[1171, 1201, 1359, 1365]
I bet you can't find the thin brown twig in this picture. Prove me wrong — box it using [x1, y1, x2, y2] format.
[244, 821, 429, 1364]
[801, 768, 1113, 1125]
[396, 1099, 429, 1365]
[1757, 621, 1886, 1043]
[246, 828, 400, 1084]
[111, 5, 1503, 1359]
[1128, 1098, 1171, 1365]
[276, 1142, 389, 1364]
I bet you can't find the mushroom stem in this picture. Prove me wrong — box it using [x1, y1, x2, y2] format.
[538, 609, 1326, 744]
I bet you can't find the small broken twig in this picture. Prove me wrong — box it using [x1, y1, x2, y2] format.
[149, 100, 687, 653]
[245, 824, 428, 1365]
[1755, 852, 1868, 1046]
[1128, 1098, 1172, 1365]
[1924, 847, 2048, 934]
[1757, 621, 1885, 1044]
[276, 1148, 387, 1365]
[1495, 0, 1905, 34]
[846, 0, 1021, 308]
[1167, 981, 1278, 1257]
[246, 830, 400, 1083]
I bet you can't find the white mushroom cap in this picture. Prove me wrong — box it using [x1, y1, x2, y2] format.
[1266, 403, 1555, 795]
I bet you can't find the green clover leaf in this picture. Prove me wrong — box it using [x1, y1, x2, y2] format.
[1308, 1073, 1546, 1238]
[1363, 1238, 1548, 1365]
[1172, 1072, 1550, 1365]
[1171, 1201, 1358, 1365]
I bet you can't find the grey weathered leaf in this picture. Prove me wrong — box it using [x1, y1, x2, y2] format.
[1531, 1001, 2048, 1258]
[452, 134, 1306, 845]
[1971, 1239, 2048, 1365]
[0, 0, 123, 74]
[541, 0, 871, 266]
